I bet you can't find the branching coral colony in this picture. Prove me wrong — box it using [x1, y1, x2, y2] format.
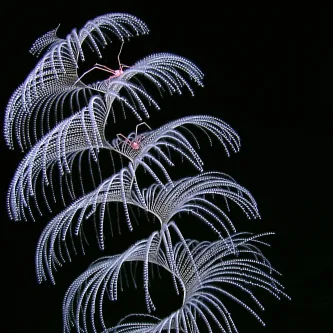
[4, 13, 289, 333]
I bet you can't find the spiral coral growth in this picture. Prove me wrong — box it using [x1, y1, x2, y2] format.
[4, 13, 289, 333]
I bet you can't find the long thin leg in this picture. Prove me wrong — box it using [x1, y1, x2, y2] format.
[93, 64, 116, 72]
[117, 42, 124, 70]
[117, 133, 129, 141]
[135, 122, 152, 137]
[117, 133, 132, 146]
[96, 44, 129, 72]
[74, 65, 116, 85]
[117, 42, 132, 70]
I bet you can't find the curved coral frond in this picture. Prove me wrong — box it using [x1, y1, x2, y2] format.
[35, 171, 259, 285]
[6, 96, 108, 222]
[30, 13, 149, 59]
[5, 12, 289, 333]
[8, 113, 237, 222]
[4, 13, 149, 150]
[142, 172, 260, 237]
[63, 233, 289, 333]
[35, 166, 144, 284]
[111, 114, 240, 167]
[94, 52, 204, 111]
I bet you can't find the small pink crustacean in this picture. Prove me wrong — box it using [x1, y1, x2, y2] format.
[117, 122, 152, 150]
[74, 42, 129, 85]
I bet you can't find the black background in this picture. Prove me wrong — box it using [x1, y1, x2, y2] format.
[1, 2, 331, 333]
